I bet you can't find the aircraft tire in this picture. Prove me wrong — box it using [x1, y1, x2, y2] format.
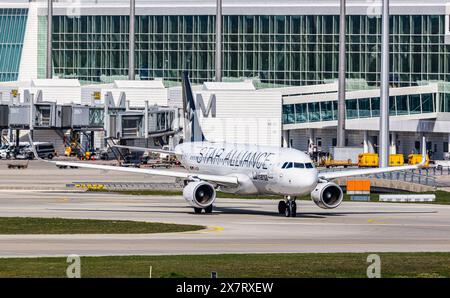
[284, 203, 291, 217]
[278, 201, 286, 214]
[291, 202, 297, 217]
[194, 208, 203, 214]
[204, 205, 213, 214]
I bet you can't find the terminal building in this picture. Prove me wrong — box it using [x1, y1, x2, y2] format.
[0, 0, 449, 160]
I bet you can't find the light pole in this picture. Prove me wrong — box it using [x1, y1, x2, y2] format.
[215, 0, 222, 82]
[46, 0, 53, 79]
[337, 0, 346, 147]
[379, 0, 390, 167]
[128, 0, 136, 80]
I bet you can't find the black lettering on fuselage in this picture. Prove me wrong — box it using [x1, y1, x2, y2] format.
[193, 147, 274, 170]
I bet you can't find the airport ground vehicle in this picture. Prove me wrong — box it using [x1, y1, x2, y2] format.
[408, 154, 430, 167]
[7, 160, 29, 169]
[322, 158, 355, 168]
[32, 143, 56, 160]
[358, 153, 405, 167]
[0, 144, 11, 159]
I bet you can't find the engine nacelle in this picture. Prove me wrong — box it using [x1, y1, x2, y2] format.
[183, 181, 216, 208]
[311, 182, 343, 209]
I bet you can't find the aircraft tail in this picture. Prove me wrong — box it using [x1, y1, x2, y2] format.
[182, 71, 206, 142]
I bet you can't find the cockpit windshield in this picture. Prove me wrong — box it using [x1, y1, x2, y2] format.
[282, 162, 314, 169]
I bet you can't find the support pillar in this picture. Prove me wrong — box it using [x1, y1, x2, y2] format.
[215, 0, 223, 82]
[128, 0, 136, 80]
[46, 0, 53, 79]
[90, 132, 95, 151]
[104, 101, 110, 144]
[390, 133, 397, 154]
[282, 130, 290, 148]
[379, 0, 390, 167]
[15, 129, 20, 148]
[144, 101, 149, 147]
[363, 131, 369, 153]
[337, 0, 346, 147]
[447, 134, 450, 153]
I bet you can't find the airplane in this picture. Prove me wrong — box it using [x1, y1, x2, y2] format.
[28, 72, 427, 217]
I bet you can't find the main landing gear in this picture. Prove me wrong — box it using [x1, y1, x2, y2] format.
[194, 205, 214, 214]
[278, 196, 297, 217]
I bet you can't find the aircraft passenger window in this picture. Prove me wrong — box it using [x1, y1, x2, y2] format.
[281, 162, 288, 169]
[294, 163, 305, 168]
[305, 163, 314, 169]
[286, 162, 293, 169]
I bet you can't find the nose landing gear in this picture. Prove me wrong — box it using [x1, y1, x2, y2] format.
[194, 205, 214, 214]
[278, 196, 297, 217]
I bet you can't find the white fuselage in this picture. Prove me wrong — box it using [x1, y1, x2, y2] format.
[175, 142, 319, 196]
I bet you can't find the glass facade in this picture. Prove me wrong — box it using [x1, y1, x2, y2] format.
[283, 93, 437, 125]
[0, 9, 27, 82]
[50, 14, 450, 85]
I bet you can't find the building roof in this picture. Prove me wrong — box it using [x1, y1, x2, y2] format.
[202, 81, 256, 91]
[113, 79, 165, 89]
[21, 0, 448, 16]
[31, 79, 81, 88]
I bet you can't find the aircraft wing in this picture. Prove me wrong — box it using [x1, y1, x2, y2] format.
[319, 137, 427, 180]
[113, 145, 175, 155]
[27, 135, 237, 186]
[53, 160, 238, 186]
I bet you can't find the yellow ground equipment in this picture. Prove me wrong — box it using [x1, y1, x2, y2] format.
[408, 154, 429, 167]
[323, 157, 355, 168]
[358, 153, 405, 167]
[358, 153, 378, 167]
[389, 154, 404, 166]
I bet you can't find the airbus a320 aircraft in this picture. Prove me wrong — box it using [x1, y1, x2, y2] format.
[30, 72, 427, 217]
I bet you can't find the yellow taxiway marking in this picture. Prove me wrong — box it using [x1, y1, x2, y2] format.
[57, 198, 70, 203]
[367, 217, 388, 224]
[209, 226, 225, 232]
[183, 225, 224, 235]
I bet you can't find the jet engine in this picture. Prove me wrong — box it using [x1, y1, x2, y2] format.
[311, 182, 343, 209]
[183, 181, 216, 209]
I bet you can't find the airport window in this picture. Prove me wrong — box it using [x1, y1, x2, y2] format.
[295, 103, 308, 123]
[396, 95, 408, 115]
[282, 104, 295, 124]
[389, 96, 396, 116]
[332, 101, 338, 120]
[409, 94, 422, 114]
[358, 98, 371, 118]
[308, 102, 320, 122]
[421, 93, 434, 113]
[320, 101, 333, 121]
[346, 99, 358, 119]
[40, 14, 450, 86]
[371, 98, 380, 117]
[443, 93, 450, 112]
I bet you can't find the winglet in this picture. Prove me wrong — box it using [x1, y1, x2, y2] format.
[420, 136, 427, 167]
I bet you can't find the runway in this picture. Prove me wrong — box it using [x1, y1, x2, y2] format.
[0, 190, 450, 257]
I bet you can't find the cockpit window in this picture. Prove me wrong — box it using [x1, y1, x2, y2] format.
[283, 162, 313, 169]
[294, 162, 305, 168]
